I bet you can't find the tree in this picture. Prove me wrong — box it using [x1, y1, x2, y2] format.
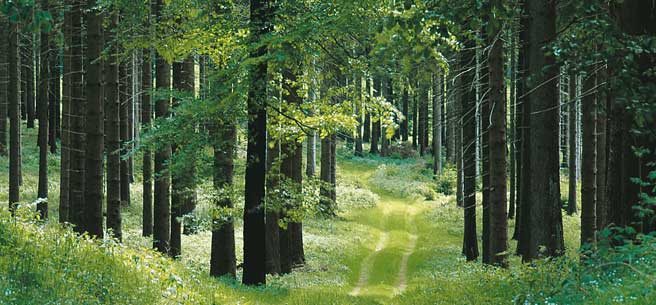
[580, 68, 597, 246]
[83, 0, 104, 237]
[68, 0, 86, 229]
[119, 63, 131, 207]
[242, 0, 270, 286]
[487, 0, 508, 266]
[210, 123, 237, 278]
[106, 12, 122, 239]
[37, 0, 50, 219]
[8, 14, 21, 210]
[523, 0, 564, 260]
[432, 74, 442, 177]
[153, 0, 172, 255]
[567, 71, 578, 215]
[59, 3, 72, 223]
[461, 38, 479, 262]
[0, 14, 8, 156]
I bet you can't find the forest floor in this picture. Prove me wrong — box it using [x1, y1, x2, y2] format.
[1, 125, 618, 305]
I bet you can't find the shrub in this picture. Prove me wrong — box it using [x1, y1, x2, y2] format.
[435, 165, 457, 195]
[336, 183, 379, 210]
[387, 142, 419, 159]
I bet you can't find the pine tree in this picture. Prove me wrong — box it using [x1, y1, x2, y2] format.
[83, 0, 104, 237]
[9, 16, 21, 210]
[37, 0, 51, 219]
[105, 12, 122, 239]
[0, 14, 8, 156]
[567, 71, 578, 215]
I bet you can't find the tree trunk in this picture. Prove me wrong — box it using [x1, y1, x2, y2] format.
[142, 49, 153, 236]
[48, 33, 58, 154]
[581, 67, 598, 246]
[487, 1, 508, 266]
[354, 74, 363, 156]
[9, 19, 21, 209]
[106, 13, 122, 239]
[381, 76, 392, 156]
[243, 0, 269, 286]
[290, 140, 305, 266]
[153, 0, 172, 255]
[119, 64, 131, 207]
[567, 71, 578, 215]
[24, 28, 36, 129]
[461, 39, 479, 261]
[266, 141, 281, 275]
[418, 84, 428, 156]
[508, 29, 517, 220]
[480, 25, 491, 265]
[210, 124, 237, 278]
[306, 131, 316, 177]
[402, 82, 409, 142]
[37, 0, 50, 219]
[515, 0, 530, 251]
[523, 0, 564, 261]
[433, 74, 442, 177]
[370, 78, 380, 155]
[0, 15, 8, 156]
[83, 0, 104, 237]
[69, 0, 86, 229]
[59, 6, 72, 223]
[319, 135, 335, 216]
[595, 66, 608, 231]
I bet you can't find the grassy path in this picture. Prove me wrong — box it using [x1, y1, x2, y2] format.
[341, 161, 431, 301]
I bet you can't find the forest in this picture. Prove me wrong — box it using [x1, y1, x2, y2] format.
[0, 0, 655, 304]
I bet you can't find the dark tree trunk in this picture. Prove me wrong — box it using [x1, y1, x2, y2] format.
[119, 64, 131, 207]
[319, 135, 335, 216]
[355, 74, 363, 156]
[37, 0, 50, 219]
[106, 13, 122, 240]
[9, 20, 21, 209]
[48, 33, 58, 154]
[24, 29, 35, 129]
[59, 7, 72, 223]
[454, 58, 464, 208]
[412, 86, 418, 150]
[83, 0, 104, 237]
[596, 67, 609, 231]
[487, 1, 508, 266]
[461, 39, 479, 261]
[515, 0, 530, 250]
[418, 84, 427, 156]
[153, 0, 172, 255]
[480, 25, 491, 265]
[508, 29, 517, 220]
[142, 50, 152, 237]
[243, 0, 269, 286]
[402, 83, 409, 142]
[433, 74, 442, 177]
[381, 76, 391, 156]
[210, 124, 237, 278]
[567, 72, 578, 215]
[69, 0, 86, 229]
[290, 140, 305, 266]
[581, 68, 597, 246]
[266, 141, 281, 274]
[523, 0, 564, 261]
[0, 15, 8, 156]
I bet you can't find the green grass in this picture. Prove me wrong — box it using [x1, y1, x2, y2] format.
[1, 127, 655, 304]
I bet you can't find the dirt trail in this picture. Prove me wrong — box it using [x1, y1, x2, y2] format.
[396, 209, 418, 295]
[350, 231, 389, 296]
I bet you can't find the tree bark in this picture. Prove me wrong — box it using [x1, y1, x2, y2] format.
[266, 141, 281, 274]
[210, 124, 237, 278]
[487, 2, 508, 266]
[461, 39, 479, 261]
[523, 0, 564, 261]
[153, 0, 172, 255]
[106, 13, 122, 240]
[0, 15, 8, 156]
[581, 68, 597, 246]
[595, 66, 608, 231]
[433, 74, 442, 177]
[69, 0, 86, 229]
[119, 64, 131, 207]
[83, 0, 104, 237]
[243, 0, 269, 285]
[142, 49, 153, 236]
[9, 19, 21, 209]
[567, 71, 578, 215]
[59, 6, 72, 222]
[37, 0, 51, 219]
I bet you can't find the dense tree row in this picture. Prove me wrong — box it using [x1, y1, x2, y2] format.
[1, 0, 654, 286]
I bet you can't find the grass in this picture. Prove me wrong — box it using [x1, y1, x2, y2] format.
[0, 126, 654, 304]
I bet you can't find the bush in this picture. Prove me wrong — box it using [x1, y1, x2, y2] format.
[387, 142, 419, 159]
[435, 165, 457, 195]
[336, 183, 379, 210]
[368, 162, 437, 200]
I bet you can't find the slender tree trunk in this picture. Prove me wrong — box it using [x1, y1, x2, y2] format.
[0, 15, 8, 156]
[433, 74, 442, 177]
[153, 0, 172, 255]
[461, 39, 479, 261]
[355, 74, 363, 156]
[25, 28, 36, 129]
[370, 79, 380, 155]
[488, 2, 508, 266]
[142, 51, 152, 237]
[319, 135, 335, 215]
[402, 82, 409, 142]
[290, 139, 305, 266]
[581, 68, 597, 246]
[59, 6, 72, 223]
[381, 76, 391, 156]
[83, 0, 104, 237]
[567, 71, 578, 215]
[306, 132, 316, 177]
[69, 0, 86, 229]
[48, 34, 58, 154]
[243, 0, 270, 286]
[106, 13, 122, 239]
[37, 0, 50, 219]
[9, 19, 21, 210]
[119, 64, 131, 207]
[515, 0, 530, 251]
[508, 29, 517, 220]
[480, 25, 491, 265]
[266, 141, 281, 274]
[210, 124, 237, 278]
[523, 0, 564, 261]
[596, 66, 608, 231]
